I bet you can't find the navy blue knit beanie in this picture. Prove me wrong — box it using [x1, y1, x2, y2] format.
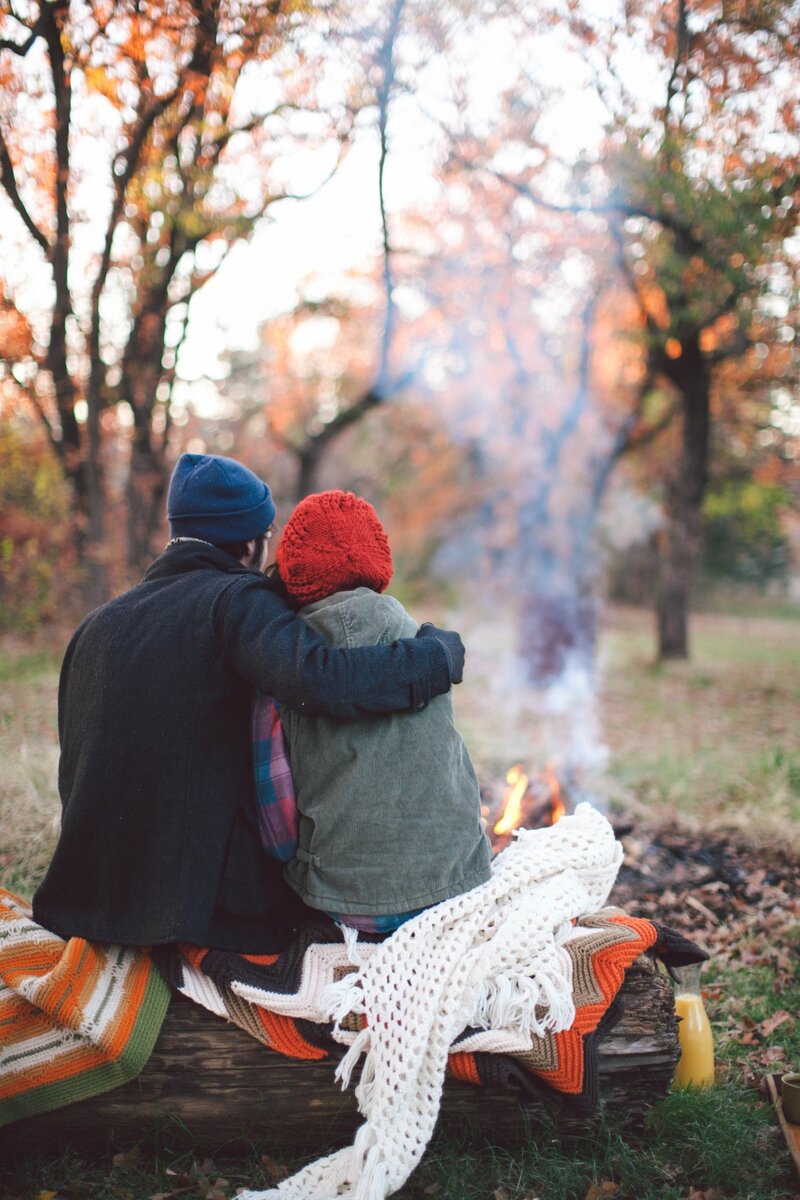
[167, 453, 276, 543]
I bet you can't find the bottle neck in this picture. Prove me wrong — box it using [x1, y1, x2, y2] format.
[672, 961, 703, 994]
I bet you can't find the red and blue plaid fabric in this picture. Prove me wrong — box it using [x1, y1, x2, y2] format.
[251, 693, 298, 863]
[325, 908, 425, 933]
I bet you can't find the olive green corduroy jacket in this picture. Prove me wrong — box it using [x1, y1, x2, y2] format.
[282, 588, 492, 915]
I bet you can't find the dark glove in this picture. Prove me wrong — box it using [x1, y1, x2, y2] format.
[416, 623, 465, 685]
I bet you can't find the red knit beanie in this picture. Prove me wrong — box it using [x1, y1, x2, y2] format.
[278, 490, 394, 605]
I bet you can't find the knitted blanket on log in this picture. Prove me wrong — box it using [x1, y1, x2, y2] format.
[1, 805, 705, 1195]
[0, 891, 170, 1127]
[223, 805, 701, 1200]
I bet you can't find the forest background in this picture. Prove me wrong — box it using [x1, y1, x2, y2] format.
[1, 3, 800, 1197]
[0, 0, 798, 660]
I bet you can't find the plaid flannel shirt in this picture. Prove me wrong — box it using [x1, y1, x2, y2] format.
[251, 693, 298, 863]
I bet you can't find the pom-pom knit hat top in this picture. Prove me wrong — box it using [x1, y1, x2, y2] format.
[167, 453, 276, 543]
[278, 490, 394, 605]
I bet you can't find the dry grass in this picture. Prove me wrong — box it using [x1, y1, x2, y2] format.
[451, 602, 800, 848]
[0, 639, 61, 898]
[599, 606, 800, 847]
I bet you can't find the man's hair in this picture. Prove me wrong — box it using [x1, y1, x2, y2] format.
[215, 532, 268, 570]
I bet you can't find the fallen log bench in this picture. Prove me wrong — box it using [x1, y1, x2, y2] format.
[2, 956, 678, 1158]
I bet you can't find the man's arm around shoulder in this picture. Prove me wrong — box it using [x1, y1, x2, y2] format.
[214, 573, 463, 718]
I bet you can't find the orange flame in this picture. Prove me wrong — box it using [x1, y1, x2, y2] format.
[493, 764, 529, 836]
[545, 761, 566, 823]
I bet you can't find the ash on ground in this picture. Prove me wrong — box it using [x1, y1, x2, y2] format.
[609, 820, 800, 963]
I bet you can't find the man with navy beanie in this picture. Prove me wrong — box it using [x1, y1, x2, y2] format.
[33, 454, 464, 955]
[166, 453, 277, 545]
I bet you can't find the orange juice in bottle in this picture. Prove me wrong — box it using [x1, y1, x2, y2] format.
[673, 962, 714, 1089]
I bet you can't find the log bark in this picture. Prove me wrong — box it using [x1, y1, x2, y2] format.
[2, 957, 678, 1158]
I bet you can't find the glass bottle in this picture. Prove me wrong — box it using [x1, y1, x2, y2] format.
[672, 961, 715, 1089]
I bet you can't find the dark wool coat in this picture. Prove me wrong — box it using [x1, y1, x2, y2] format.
[32, 542, 450, 953]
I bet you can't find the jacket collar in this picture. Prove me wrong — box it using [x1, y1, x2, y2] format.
[143, 539, 252, 582]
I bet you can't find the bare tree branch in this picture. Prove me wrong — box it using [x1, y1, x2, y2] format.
[608, 217, 663, 339]
[466, 158, 706, 257]
[157, 313, 191, 454]
[0, 126, 49, 251]
[87, 4, 217, 418]
[0, 10, 41, 55]
[290, 0, 410, 496]
[576, 287, 599, 400]
[373, 0, 406, 392]
[627, 400, 680, 453]
[207, 104, 295, 159]
[97, 86, 185, 294]
[26, 385, 62, 457]
[296, 369, 414, 469]
[39, 0, 80, 451]
[664, 0, 689, 127]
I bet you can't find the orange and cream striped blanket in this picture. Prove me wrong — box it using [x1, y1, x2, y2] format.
[1, 843, 706, 1135]
[0, 889, 170, 1127]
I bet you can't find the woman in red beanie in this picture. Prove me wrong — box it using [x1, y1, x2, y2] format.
[253, 490, 491, 933]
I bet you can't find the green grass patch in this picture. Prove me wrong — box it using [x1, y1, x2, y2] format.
[0, 646, 61, 684]
[707, 923, 800, 1077]
[694, 587, 800, 623]
[2, 1089, 793, 1200]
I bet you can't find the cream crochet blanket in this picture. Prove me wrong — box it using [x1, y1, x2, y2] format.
[241, 803, 623, 1200]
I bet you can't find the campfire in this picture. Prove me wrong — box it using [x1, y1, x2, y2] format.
[488, 761, 567, 851]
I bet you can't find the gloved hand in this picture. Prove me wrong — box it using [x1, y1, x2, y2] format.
[416, 623, 465, 685]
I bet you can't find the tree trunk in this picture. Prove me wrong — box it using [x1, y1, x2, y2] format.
[121, 301, 172, 575]
[2, 957, 678, 1157]
[82, 396, 110, 612]
[292, 389, 383, 500]
[46, 403, 109, 615]
[655, 337, 711, 661]
[655, 502, 696, 660]
[296, 442, 324, 501]
[126, 426, 169, 577]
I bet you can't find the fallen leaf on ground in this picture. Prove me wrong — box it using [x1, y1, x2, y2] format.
[112, 1149, 141, 1169]
[758, 1010, 793, 1036]
[260, 1156, 288, 1184]
[756, 1045, 787, 1066]
[585, 1183, 619, 1200]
